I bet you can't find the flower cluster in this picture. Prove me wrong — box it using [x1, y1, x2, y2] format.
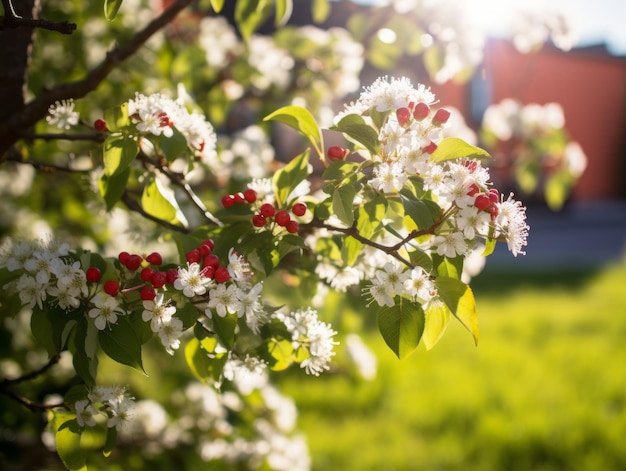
[46, 99, 80, 130]
[277, 308, 338, 376]
[1, 238, 85, 310]
[75, 385, 135, 431]
[127, 92, 217, 162]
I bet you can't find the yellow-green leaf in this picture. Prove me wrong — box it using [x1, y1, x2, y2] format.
[53, 412, 86, 471]
[430, 137, 490, 163]
[264, 106, 323, 157]
[104, 0, 123, 21]
[273, 149, 311, 205]
[141, 177, 184, 225]
[275, 0, 293, 26]
[311, 0, 330, 22]
[103, 135, 138, 177]
[435, 277, 479, 345]
[423, 302, 451, 350]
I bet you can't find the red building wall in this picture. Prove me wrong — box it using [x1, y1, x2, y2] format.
[433, 39, 626, 201]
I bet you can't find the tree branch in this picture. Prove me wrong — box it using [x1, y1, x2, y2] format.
[0, 0, 194, 157]
[1, 0, 77, 35]
[3, 146, 93, 173]
[0, 354, 65, 412]
[121, 190, 190, 234]
[137, 152, 222, 227]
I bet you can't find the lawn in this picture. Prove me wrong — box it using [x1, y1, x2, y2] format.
[277, 262, 626, 471]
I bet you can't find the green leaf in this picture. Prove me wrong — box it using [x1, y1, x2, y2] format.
[407, 249, 433, 272]
[430, 138, 490, 163]
[158, 127, 188, 162]
[322, 160, 360, 182]
[98, 317, 145, 374]
[311, 0, 330, 22]
[272, 149, 311, 205]
[141, 176, 180, 225]
[435, 277, 479, 345]
[433, 254, 463, 279]
[377, 300, 425, 359]
[400, 193, 442, 230]
[264, 106, 322, 157]
[185, 337, 213, 383]
[332, 184, 356, 227]
[275, 0, 292, 25]
[331, 114, 380, 155]
[266, 338, 294, 371]
[31, 308, 58, 356]
[102, 426, 117, 458]
[482, 237, 497, 257]
[104, 0, 123, 21]
[211, 313, 237, 350]
[103, 103, 130, 132]
[98, 167, 130, 211]
[103, 135, 138, 177]
[544, 170, 572, 211]
[422, 302, 451, 350]
[209, 0, 225, 12]
[235, 0, 272, 40]
[53, 413, 86, 471]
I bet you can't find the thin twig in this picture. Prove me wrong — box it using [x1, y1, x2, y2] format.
[0, 354, 61, 386]
[121, 189, 190, 234]
[3, 146, 93, 173]
[0, 0, 194, 157]
[1, 0, 77, 34]
[0, 387, 65, 412]
[23, 132, 105, 143]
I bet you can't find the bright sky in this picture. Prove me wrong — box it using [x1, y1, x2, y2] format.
[465, 0, 626, 55]
[362, 0, 626, 56]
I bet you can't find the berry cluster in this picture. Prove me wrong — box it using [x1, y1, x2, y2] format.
[472, 188, 500, 219]
[221, 188, 257, 207]
[221, 188, 307, 235]
[395, 102, 451, 128]
[183, 239, 232, 283]
[84, 240, 228, 302]
[251, 202, 306, 234]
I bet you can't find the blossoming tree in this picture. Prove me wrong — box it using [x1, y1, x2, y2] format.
[0, 0, 579, 469]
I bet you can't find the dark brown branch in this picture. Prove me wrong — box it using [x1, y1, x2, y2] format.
[0, 354, 65, 412]
[1, 6, 77, 35]
[22, 131, 106, 143]
[0, 0, 194, 157]
[1, 354, 61, 386]
[121, 190, 190, 234]
[137, 152, 222, 226]
[4, 146, 93, 172]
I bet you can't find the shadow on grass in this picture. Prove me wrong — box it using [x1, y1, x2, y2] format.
[470, 265, 602, 297]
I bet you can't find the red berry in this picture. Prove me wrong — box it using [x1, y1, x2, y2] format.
[85, 267, 101, 283]
[140, 267, 155, 282]
[202, 266, 215, 279]
[433, 108, 451, 125]
[423, 141, 438, 154]
[214, 266, 230, 283]
[94, 118, 107, 132]
[151, 271, 167, 288]
[474, 194, 492, 211]
[286, 220, 299, 234]
[145, 252, 163, 266]
[140, 285, 156, 301]
[275, 210, 290, 227]
[165, 268, 178, 284]
[202, 239, 215, 250]
[396, 107, 412, 127]
[260, 203, 276, 218]
[118, 251, 130, 265]
[243, 188, 257, 203]
[413, 102, 430, 120]
[203, 254, 220, 269]
[186, 249, 201, 264]
[103, 280, 119, 297]
[327, 145, 348, 161]
[488, 188, 500, 204]
[291, 202, 307, 217]
[198, 243, 212, 257]
[252, 214, 267, 227]
[222, 194, 236, 208]
[466, 183, 480, 197]
[125, 254, 143, 271]
[233, 192, 246, 204]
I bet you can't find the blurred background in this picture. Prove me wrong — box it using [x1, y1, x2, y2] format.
[276, 1, 626, 469]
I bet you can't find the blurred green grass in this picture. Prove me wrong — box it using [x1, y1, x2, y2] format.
[278, 262, 626, 471]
